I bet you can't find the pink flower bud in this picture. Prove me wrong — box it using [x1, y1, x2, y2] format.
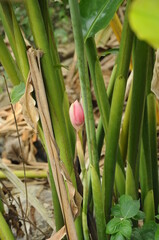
[69, 100, 85, 130]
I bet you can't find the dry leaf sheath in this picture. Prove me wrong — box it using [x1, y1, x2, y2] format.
[20, 72, 39, 132]
[27, 47, 79, 240]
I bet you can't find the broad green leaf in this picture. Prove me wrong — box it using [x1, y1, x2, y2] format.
[133, 210, 145, 220]
[111, 232, 125, 240]
[106, 218, 121, 234]
[120, 195, 140, 219]
[119, 195, 133, 205]
[11, 81, 25, 104]
[111, 204, 121, 218]
[155, 215, 159, 220]
[119, 219, 132, 239]
[79, 0, 123, 41]
[129, 0, 159, 49]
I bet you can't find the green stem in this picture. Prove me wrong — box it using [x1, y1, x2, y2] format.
[25, 0, 76, 185]
[77, 131, 89, 240]
[102, 0, 133, 221]
[119, 85, 132, 163]
[68, 0, 106, 238]
[126, 40, 149, 199]
[0, 170, 47, 179]
[146, 48, 158, 214]
[0, 1, 29, 81]
[86, 37, 125, 196]
[38, 0, 65, 92]
[140, 104, 155, 221]
[68, 0, 99, 173]
[96, 64, 117, 157]
[0, 36, 22, 85]
[0, 212, 15, 240]
[147, 94, 158, 214]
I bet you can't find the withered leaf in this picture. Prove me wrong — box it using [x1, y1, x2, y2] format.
[61, 162, 82, 219]
[47, 226, 66, 240]
[20, 72, 39, 132]
[27, 47, 78, 240]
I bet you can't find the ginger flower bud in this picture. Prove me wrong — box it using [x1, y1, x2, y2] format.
[69, 100, 85, 130]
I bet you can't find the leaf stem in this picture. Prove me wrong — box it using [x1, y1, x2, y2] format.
[102, 0, 134, 221]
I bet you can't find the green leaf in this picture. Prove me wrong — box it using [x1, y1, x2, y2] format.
[129, 0, 159, 49]
[131, 228, 142, 240]
[10, 81, 25, 104]
[111, 204, 122, 218]
[120, 195, 140, 219]
[106, 218, 121, 234]
[119, 195, 133, 205]
[99, 48, 119, 58]
[106, 217, 132, 238]
[119, 219, 132, 239]
[79, 0, 123, 41]
[133, 210, 145, 220]
[155, 225, 159, 240]
[111, 233, 125, 240]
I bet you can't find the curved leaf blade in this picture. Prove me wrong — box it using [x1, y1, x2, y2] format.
[79, 0, 124, 41]
[129, 0, 159, 49]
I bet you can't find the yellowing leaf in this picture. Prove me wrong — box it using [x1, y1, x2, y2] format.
[129, 0, 159, 49]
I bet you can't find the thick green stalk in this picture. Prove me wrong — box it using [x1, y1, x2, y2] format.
[38, 0, 75, 169]
[0, 1, 29, 81]
[102, 0, 133, 221]
[32, 1, 77, 234]
[119, 86, 132, 163]
[0, 36, 22, 85]
[86, 37, 125, 196]
[25, 0, 76, 185]
[38, 0, 65, 92]
[25, 2, 84, 237]
[77, 132, 89, 240]
[0, 212, 15, 240]
[48, 162, 64, 231]
[68, 0, 106, 238]
[68, 0, 99, 175]
[140, 106, 155, 222]
[126, 40, 149, 199]
[85, 38, 110, 136]
[96, 64, 117, 157]
[91, 165, 106, 240]
[146, 48, 158, 213]
[147, 94, 158, 213]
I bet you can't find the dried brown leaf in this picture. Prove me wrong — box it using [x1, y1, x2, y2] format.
[27, 47, 78, 240]
[20, 73, 39, 131]
[47, 226, 66, 240]
[61, 163, 82, 219]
